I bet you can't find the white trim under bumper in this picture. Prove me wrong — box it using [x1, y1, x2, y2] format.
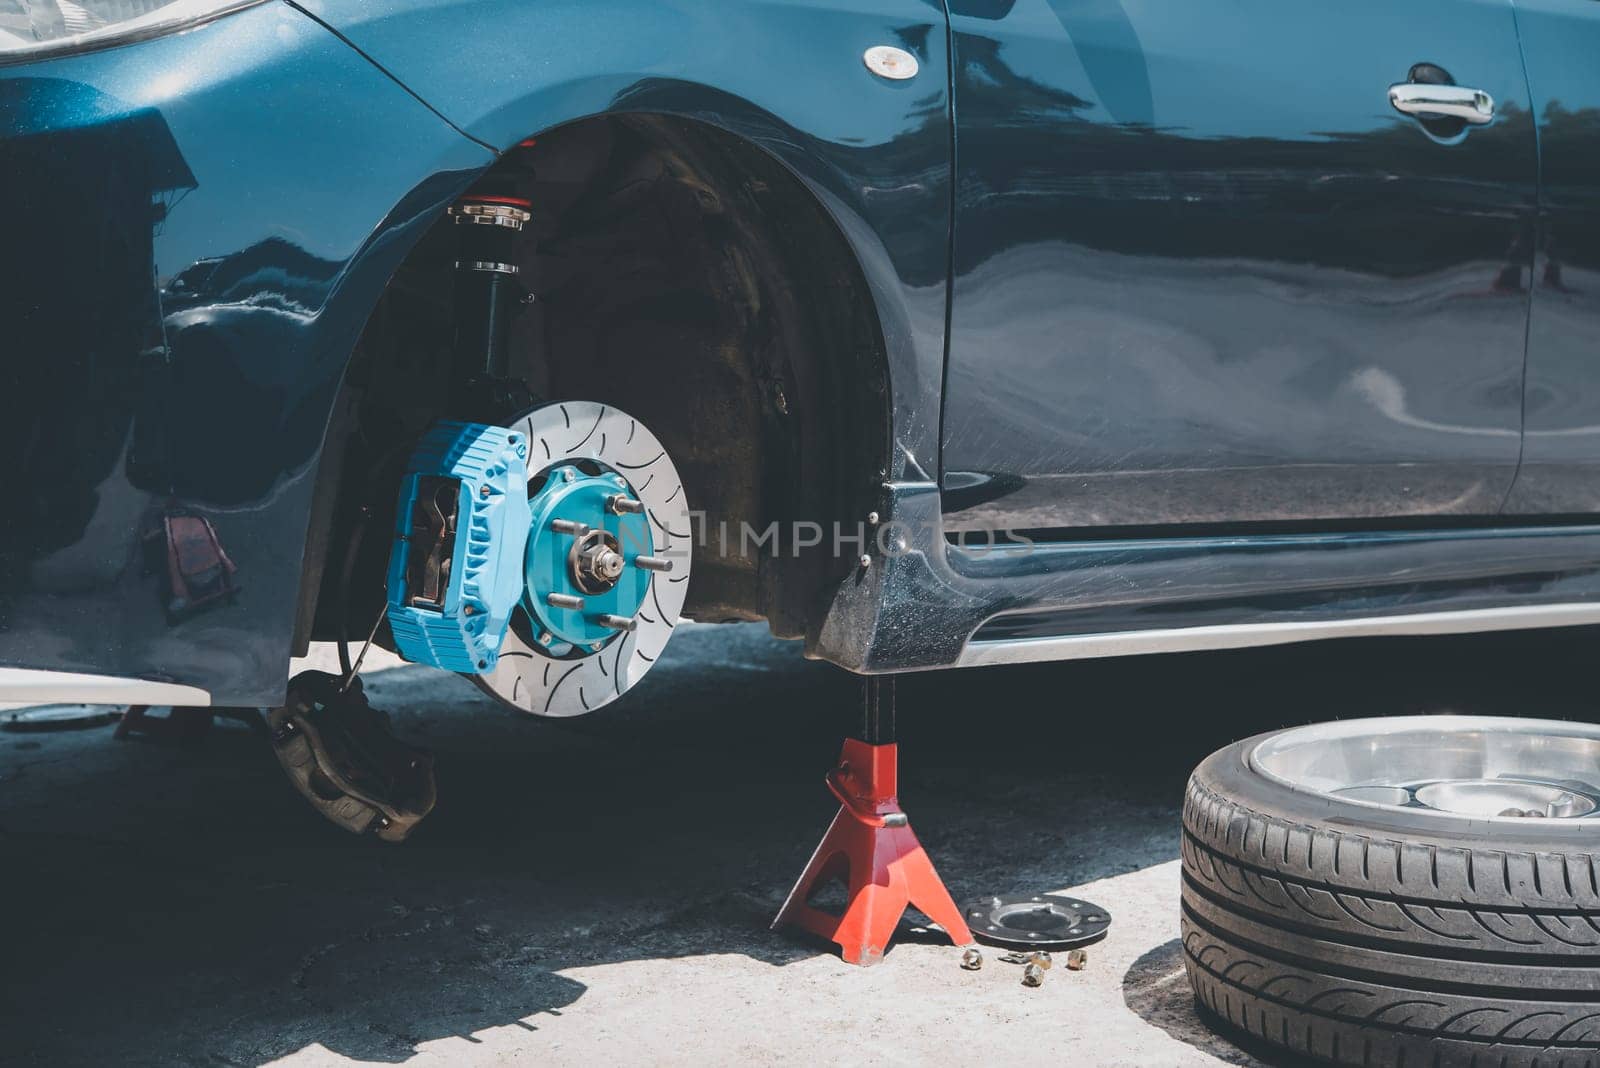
[0, 668, 212, 707]
[957, 602, 1600, 667]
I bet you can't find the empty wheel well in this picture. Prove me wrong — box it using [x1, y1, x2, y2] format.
[294, 113, 892, 653]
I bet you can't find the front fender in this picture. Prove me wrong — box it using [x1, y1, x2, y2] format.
[0, 1, 493, 703]
[293, 0, 952, 482]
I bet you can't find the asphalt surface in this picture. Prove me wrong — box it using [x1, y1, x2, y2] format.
[4, 622, 1599, 1066]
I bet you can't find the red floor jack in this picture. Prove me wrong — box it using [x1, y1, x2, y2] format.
[773, 677, 973, 965]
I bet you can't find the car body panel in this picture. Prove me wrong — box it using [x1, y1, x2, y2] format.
[0, 1, 493, 702]
[5, 0, 1600, 702]
[940, 0, 1539, 533]
[293, 0, 954, 485]
[1502, 0, 1600, 514]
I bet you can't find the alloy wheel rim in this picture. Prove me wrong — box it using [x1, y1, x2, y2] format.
[1248, 715, 1600, 822]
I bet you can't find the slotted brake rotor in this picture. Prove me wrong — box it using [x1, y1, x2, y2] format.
[474, 401, 692, 717]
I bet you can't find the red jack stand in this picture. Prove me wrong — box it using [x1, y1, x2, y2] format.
[773, 677, 972, 965]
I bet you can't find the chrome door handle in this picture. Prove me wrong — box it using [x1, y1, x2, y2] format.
[1388, 83, 1495, 125]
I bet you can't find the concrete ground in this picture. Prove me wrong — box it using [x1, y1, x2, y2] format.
[4, 623, 1599, 1067]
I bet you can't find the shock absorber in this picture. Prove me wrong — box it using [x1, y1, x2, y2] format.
[449, 191, 535, 419]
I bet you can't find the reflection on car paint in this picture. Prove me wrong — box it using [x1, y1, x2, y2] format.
[0, 4, 492, 698]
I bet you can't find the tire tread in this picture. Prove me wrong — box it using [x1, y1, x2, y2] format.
[1182, 752, 1600, 1066]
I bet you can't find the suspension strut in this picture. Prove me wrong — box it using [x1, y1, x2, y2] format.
[449, 191, 535, 420]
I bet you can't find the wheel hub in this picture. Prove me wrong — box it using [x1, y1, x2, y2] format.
[523, 465, 652, 651]
[571, 529, 626, 592]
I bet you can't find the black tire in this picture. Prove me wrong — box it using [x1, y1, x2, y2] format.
[1182, 725, 1600, 1067]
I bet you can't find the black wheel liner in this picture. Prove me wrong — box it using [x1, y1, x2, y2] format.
[1181, 728, 1600, 1066]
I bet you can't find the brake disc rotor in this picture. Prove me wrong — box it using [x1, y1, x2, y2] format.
[962, 893, 1113, 950]
[474, 401, 691, 717]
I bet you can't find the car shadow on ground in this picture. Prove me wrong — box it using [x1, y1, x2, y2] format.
[3, 623, 1597, 1065]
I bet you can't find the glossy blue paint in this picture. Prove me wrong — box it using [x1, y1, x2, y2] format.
[1502, 0, 1600, 514]
[293, 0, 953, 484]
[0, 2, 492, 701]
[940, 0, 1540, 532]
[6, 0, 1600, 698]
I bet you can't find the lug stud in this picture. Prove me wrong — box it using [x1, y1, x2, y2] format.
[634, 555, 673, 573]
[551, 519, 590, 536]
[607, 494, 645, 515]
[537, 632, 554, 647]
[597, 614, 638, 632]
[546, 593, 584, 610]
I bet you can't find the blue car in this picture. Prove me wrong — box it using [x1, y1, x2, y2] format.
[3, 1, 1600, 1057]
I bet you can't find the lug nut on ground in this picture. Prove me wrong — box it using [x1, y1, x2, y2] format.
[1065, 949, 1088, 971]
[960, 947, 983, 971]
[1021, 962, 1045, 988]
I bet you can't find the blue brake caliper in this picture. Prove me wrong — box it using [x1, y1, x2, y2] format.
[386, 422, 531, 673]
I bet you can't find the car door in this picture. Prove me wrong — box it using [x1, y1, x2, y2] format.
[940, 0, 1538, 534]
[1501, 0, 1600, 514]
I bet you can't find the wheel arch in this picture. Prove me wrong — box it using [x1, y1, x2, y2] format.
[294, 105, 900, 654]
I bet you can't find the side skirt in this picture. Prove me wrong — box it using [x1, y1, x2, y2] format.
[958, 603, 1600, 667]
[808, 481, 1600, 672]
